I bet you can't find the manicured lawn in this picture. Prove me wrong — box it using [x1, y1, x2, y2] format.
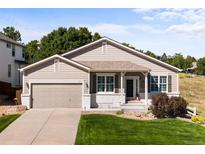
[75, 114, 205, 145]
[0, 114, 20, 133]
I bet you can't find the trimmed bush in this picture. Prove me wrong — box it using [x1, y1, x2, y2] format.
[191, 115, 205, 124]
[168, 96, 188, 117]
[150, 93, 169, 118]
[150, 93, 188, 118]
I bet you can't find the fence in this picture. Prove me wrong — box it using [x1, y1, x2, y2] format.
[15, 89, 22, 105]
[187, 106, 197, 116]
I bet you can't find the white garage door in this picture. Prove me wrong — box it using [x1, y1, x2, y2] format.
[32, 83, 82, 108]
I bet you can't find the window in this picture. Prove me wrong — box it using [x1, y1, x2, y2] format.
[150, 75, 167, 92]
[106, 76, 114, 92]
[12, 44, 15, 57]
[97, 76, 105, 92]
[151, 76, 158, 92]
[8, 64, 11, 77]
[6, 43, 11, 48]
[97, 75, 114, 93]
[160, 76, 167, 92]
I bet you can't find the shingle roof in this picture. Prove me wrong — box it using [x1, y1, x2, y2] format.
[0, 32, 25, 47]
[77, 61, 150, 72]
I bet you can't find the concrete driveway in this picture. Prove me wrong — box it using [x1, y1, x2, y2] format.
[0, 108, 81, 145]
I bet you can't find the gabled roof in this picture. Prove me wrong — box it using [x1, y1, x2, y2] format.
[77, 61, 150, 72]
[62, 37, 181, 72]
[20, 54, 90, 72]
[0, 32, 25, 47]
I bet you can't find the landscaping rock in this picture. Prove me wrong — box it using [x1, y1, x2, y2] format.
[119, 111, 156, 120]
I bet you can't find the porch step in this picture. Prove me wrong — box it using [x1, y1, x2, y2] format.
[121, 103, 149, 112]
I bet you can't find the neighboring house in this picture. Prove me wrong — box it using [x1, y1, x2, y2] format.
[20, 37, 181, 110]
[0, 33, 26, 96]
[186, 62, 197, 73]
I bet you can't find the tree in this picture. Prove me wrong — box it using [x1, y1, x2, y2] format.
[122, 42, 136, 50]
[26, 27, 101, 63]
[195, 57, 205, 75]
[161, 53, 167, 62]
[25, 40, 40, 64]
[170, 53, 185, 70]
[145, 50, 156, 58]
[92, 32, 101, 41]
[2, 26, 21, 41]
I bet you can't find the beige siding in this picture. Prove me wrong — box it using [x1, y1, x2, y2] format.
[66, 42, 178, 92]
[23, 58, 88, 94]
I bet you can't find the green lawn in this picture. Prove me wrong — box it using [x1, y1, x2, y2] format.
[75, 114, 205, 145]
[0, 114, 20, 133]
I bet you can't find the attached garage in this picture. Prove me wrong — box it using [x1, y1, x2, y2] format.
[31, 83, 82, 108]
[20, 55, 90, 109]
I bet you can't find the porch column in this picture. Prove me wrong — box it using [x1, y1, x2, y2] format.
[144, 72, 148, 105]
[87, 72, 90, 94]
[120, 72, 125, 104]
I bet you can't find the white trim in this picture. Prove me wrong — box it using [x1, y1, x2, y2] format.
[20, 54, 90, 72]
[62, 37, 181, 72]
[88, 72, 90, 94]
[144, 72, 148, 105]
[22, 71, 25, 93]
[96, 73, 115, 94]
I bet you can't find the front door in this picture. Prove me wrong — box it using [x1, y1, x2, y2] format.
[126, 79, 134, 98]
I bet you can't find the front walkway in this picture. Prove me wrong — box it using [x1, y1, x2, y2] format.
[0, 108, 81, 145]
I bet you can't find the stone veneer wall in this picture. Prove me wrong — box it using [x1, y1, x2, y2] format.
[0, 105, 26, 116]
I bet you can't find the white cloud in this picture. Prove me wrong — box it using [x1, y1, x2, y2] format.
[132, 8, 154, 13]
[142, 16, 154, 21]
[133, 8, 205, 39]
[85, 23, 132, 36]
[81, 23, 163, 37]
[167, 22, 205, 39]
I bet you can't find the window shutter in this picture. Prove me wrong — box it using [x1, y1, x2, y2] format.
[115, 74, 118, 93]
[148, 74, 151, 93]
[168, 75, 172, 92]
[93, 74, 96, 93]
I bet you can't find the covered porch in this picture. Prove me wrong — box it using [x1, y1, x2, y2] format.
[78, 61, 151, 110]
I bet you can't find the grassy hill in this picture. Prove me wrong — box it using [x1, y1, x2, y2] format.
[179, 73, 205, 117]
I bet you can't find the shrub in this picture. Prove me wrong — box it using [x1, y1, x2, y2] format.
[167, 96, 188, 117]
[150, 93, 188, 118]
[150, 93, 169, 118]
[116, 110, 124, 115]
[191, 115, 205, 124]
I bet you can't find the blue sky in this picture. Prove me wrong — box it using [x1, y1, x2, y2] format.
[0, 8, 204, 58]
